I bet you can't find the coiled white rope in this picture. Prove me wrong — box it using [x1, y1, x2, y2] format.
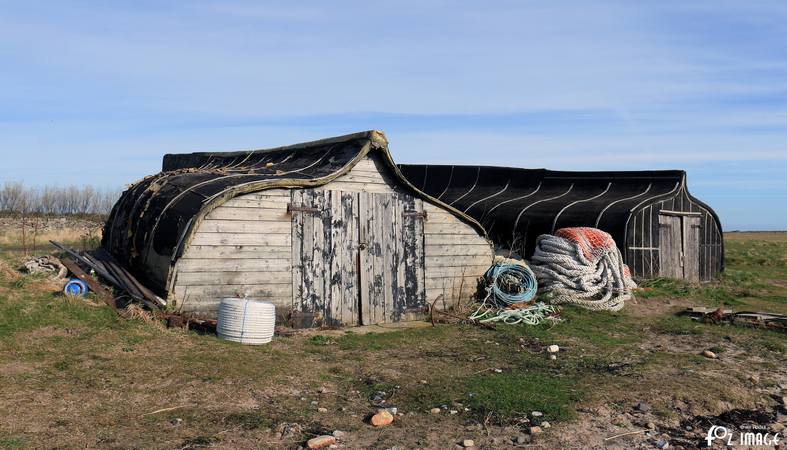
[529, 229, 636, 312]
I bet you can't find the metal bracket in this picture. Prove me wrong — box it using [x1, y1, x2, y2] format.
[287, 203, 321, 214]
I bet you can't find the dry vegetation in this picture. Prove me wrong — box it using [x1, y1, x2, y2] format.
[0, 222, 785, 449]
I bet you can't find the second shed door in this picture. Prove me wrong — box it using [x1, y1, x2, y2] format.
[291, 189, 426, 326]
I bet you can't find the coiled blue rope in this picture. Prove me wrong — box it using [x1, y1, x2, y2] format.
[485, 263, 538, 305]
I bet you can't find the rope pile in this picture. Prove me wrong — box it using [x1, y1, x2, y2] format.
[469, 261, 561, 325]
[530, 227, 636, 312]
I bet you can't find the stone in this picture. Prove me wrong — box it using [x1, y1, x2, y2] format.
[529, 426, 542, 434]
[531, 411, 543, 417]
[318, 407, 328, 413]
[748, 374, 760, 383]
[635, 402, 652, 412]
[420, 380, 428, 384]
[307, 435, 337, 449]
[655, 439, 669, 449]
[547, 345, 560, 353]
[541, 421, 550, 428]
[430, 408, 441, 414]
[453, 445, 464, 450]
[311, 400, 319, 405]
[549, 355, 557, 360]
[494, 368, 503, 373]
[371, 410, 394, 427]
[380, 407, 398, 415]
[450, 410, 459, 415]
[332, 430, 345, 438]
[170, 418, 183, 426]
[701, 350, 717, 359]
[516, 434, 530, 444]
[462, 439, 475, 447]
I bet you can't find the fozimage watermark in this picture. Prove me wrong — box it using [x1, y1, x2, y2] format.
[705, 425, 781, 447]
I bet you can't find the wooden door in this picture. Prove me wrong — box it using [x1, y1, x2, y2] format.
[682, 216, 701, 282]
[291, 189, 361, 326]
[358, 191, 426, 325]
[658, 214, 683, 279]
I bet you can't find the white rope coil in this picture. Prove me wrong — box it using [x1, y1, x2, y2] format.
[530, 229, 636, 312]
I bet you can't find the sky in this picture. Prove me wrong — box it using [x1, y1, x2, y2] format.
[1, 1, 786, 230]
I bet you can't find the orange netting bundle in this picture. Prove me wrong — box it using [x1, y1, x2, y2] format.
[530, 227, 636, 311]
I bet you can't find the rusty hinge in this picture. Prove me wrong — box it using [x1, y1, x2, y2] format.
[287, 203, 321, 214]
[403, 211, 428, 221]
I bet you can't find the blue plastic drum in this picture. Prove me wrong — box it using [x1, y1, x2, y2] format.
[63, 278, 88, 297]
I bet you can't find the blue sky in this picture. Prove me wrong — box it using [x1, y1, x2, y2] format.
[1, 1, 786, 230]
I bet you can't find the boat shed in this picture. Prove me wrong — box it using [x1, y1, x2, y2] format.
[398, 165, 723, 281]
[103, 131, 493, 325]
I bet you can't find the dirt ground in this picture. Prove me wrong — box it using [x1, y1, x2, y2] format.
[0, 224, 785, 449]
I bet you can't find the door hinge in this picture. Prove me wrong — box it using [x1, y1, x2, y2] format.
[287, 203, 321, 214]
[403, 211, 428, 221]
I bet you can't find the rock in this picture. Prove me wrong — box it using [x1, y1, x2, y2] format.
[449, 410, 459, 415]
[332, 430, 345, 438]
[635, 402, 652, 412]
[494, 368, 502, 373]
[547, 345, 560, 353]
[310, 400, 319, 405]
[655, 439, 669, 449]
[462, 439, 475, 447]
[420, 380, 428, 384]
[318, 407, 328, 413]
[748, 374, 760, 383]
[307, 435, 337, 449]
[549, 354, 557, 360]
[647, 422, 656, 430]
[529, 426, 542, 434]
[701, 350, 717, 359]
[170, 418, 183, 426]
[430, 407, 441, 414]
[453, 445, 464, 450]
[531, 411, 543, 417]
[516, 434, 530, 444]
[379, 407, 398, 415]
[541, 421, 550, 428]
[371, 410, 394, 427]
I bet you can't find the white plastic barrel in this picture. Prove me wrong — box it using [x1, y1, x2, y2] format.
[217, 298, 276, 345]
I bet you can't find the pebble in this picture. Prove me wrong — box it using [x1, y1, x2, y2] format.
[547, 344, 560, 353]
[516, 434, 530, 444]
[531, 411, 543, 417]
[635, 402, 652, 412]
[748, 374, 760, 383]
[529, 426, 542, 434]
[332, 430, 345, 438]
[449, 410, 459, 415]
[655, 439, 669, 449]
[494, 368, 503, 373]
[420, 380, 428, 384]
[307, 435, 337, 449]
[311, 400, 319, 405]
[541, 421, 550, 428]
[462, 439, 475, 447]
[371, 410, 394, 427]
[318, 407, 328, 413]
[549, 354, 557, 360]
[701, 350, 717, 359]
[430, 408, 441, 414]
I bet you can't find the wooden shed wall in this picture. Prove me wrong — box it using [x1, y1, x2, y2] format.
[169, 153, 492, 318]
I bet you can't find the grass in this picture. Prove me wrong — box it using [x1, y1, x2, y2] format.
[0, 226, 785, 448]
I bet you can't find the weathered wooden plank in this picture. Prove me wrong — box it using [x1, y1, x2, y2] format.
[342, 191, 360, 325]
[424, 245, 493, 256]
[314, 180, 396, 194]
[207, 207, 290, 220]
[173, 283, 292, 300]
[423, 223, 479, 235]
[291, 189, 303, 315]
[190, 233, 290, 246]
[358, 191, 370, 325]
[683, 216, 701, 282]
[424, 265, 492, 278]
[176, 270, 292, 285]
[176, 258, 291, 272]
[183, 245, 291, 259]
[198, 220, 291, 234]
[424, 255, 491, 267]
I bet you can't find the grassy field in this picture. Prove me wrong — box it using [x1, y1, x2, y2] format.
[0, 225, 784, 449]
